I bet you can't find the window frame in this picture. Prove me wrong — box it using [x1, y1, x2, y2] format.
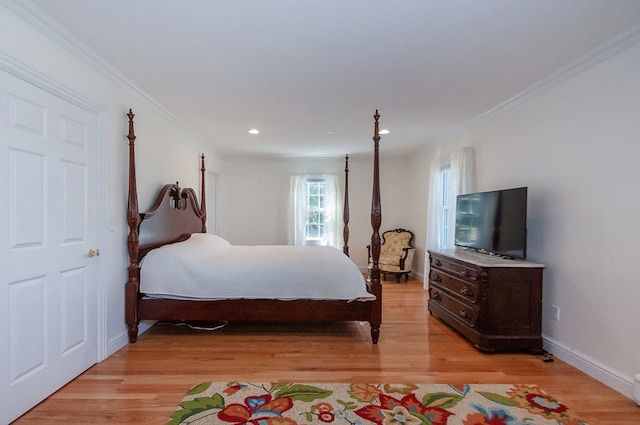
[304, 176, 328, 245]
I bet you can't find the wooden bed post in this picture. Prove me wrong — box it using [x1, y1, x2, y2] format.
[200, 153, 207, 233]
[343, 154, 350, 256]
[369, 110, 383, 343]
[125, 109, 141, 342]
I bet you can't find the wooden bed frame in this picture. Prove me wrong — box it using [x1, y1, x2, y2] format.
[125, 109, 383, 343]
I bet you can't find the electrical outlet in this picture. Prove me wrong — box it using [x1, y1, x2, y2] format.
[551, 304, 560, 321]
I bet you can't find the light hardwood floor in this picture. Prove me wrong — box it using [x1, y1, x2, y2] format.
[14, 279, 639, 424]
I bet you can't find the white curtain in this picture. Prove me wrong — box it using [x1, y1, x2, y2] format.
[425, 158, 443, 252]
[424, 147, 476, 286]
[288, 174, 342, 248]
[288, 174, 307, 246]
[447, 147, 477, 247]
[451, 148, 476, 198]
[324, 174, 342, 248]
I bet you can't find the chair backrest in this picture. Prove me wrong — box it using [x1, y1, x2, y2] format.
[381, 228, 414, 256]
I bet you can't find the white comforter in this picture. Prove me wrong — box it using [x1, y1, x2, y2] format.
[140, 233, 375, 301]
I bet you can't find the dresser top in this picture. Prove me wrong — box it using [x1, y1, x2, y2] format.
[429, 248, 545, 268]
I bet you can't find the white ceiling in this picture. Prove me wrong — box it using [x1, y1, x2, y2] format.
[23, 0, 640, 158]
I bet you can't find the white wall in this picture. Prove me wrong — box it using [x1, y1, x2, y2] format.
[409, 43, 640, 399]
[1, 5, 223, 356]
[221, 155, 411, 270]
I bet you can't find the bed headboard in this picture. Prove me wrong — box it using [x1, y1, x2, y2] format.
[126, 110, 207, 264]
[137, 182, 206, 258]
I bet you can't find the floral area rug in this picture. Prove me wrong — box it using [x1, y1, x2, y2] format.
[168, 382, 588, 425]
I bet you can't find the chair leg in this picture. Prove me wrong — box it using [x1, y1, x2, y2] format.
[392, 272, 410, 283]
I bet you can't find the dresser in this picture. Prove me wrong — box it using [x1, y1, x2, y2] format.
[427, 249, 544, 352]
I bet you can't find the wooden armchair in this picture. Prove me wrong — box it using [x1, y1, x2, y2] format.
[368, 228, 415, 282]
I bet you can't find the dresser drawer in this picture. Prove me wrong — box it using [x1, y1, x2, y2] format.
[429, 286, 478, 328]
[429, 270, 479, 303]
[430, 255, 482, 282]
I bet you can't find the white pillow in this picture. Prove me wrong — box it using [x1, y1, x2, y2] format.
[187, 233, 231, 251]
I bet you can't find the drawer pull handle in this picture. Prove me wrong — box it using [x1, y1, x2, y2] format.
[432, 292, 441, 301]
[435, 259, 442, 266]
[460, 286, 472, 296]
[432, 274, 442, 283]
[459, 308, 471, 319]
[460, 268, 469, 277]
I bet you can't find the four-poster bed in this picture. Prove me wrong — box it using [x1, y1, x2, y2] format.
[124, 109, 384, 344]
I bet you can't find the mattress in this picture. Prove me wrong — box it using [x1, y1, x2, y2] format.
[140, 233, 375, 302]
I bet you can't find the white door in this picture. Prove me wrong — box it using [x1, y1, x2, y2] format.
[0, 70, 99, 424]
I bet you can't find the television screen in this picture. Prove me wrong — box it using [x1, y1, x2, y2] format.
[454, 187, 527, 259]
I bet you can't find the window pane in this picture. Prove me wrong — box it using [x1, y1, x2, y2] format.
[441, 168, 450, 207]
[307, 224, 319, 238]
[306, 211, 319, 223]
[308, 182, 320, 195]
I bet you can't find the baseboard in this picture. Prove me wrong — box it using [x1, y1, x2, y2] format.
[105, 320, 155, 359]
[412, 270, 425, 283]
[543, 336, 635, 401]
[106, 332, 128, 358]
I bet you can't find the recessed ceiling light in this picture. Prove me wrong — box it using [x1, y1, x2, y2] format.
[379, 129, 390, 135]
[248, 129, 260, 135]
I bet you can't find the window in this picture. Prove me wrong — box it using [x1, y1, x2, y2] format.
[289, 174, 340, 247]
[426, 148, 476, 285]
[305, 179, 326, 243]
[427, 147, 476, 252]
[439, 161, 451, 250]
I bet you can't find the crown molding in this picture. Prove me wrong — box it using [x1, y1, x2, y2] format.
[471, 23, 640, 127]
[3, 0, 209, 145]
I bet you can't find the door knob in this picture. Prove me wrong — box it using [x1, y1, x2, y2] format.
[88, 249, 100, 258]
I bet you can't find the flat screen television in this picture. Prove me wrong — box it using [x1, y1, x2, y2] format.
[454, 187, 527, 259]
